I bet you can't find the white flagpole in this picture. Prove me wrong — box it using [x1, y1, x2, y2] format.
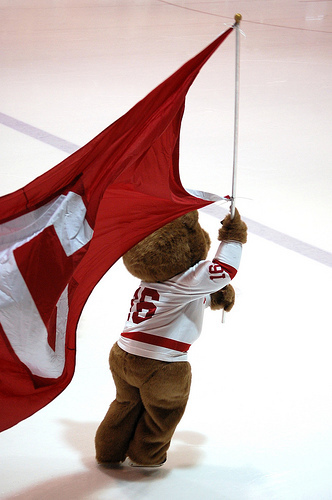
[230, 13, 242, 220]
[222, 13, 242, 323]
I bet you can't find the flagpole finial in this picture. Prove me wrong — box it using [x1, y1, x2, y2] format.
[234, 13, 242, 24]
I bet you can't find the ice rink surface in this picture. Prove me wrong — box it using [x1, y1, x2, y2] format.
[0, 1, 332, 498]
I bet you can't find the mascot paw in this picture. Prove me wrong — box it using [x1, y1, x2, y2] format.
[218, 208, 247, 244]
[210, 284, 235, 312]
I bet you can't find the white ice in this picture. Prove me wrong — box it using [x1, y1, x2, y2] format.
[0, 1, 332, 499]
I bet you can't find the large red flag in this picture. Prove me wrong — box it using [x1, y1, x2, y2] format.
[0, 27, 233, 431]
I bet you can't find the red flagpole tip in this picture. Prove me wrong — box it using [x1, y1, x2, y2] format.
[234, 13, 242, 24]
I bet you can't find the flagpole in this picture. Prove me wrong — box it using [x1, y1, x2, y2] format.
[222, 13, 242, 324]
[230, 13, 242, 220]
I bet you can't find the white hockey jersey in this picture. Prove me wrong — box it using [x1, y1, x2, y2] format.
[118, 240, 242, 362]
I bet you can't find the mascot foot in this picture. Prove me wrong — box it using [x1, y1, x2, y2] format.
[97, 460, 123, 469]
[127, 458, 166, 468]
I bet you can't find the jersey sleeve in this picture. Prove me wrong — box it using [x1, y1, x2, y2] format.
[178, 240, 242, 295]
[213, 241, 243, 280]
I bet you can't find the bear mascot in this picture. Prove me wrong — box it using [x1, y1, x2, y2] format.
[95, 208, 247, 467]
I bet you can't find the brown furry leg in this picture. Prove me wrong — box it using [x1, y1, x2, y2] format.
[95, 389, 143, 464]
[127, 361, 192, 466]
[95, 345, 143, 464]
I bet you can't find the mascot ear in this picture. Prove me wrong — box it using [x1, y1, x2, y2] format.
[181, 211, 198, 229]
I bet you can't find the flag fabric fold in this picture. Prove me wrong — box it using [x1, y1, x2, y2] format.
[0, 27, 233, 431]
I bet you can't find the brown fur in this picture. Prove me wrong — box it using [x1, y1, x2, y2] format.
[210, 284, 235, 312]
[218, 208, 247, 244]
[95, 343, 191, 465]
[123, 211, 211, 282]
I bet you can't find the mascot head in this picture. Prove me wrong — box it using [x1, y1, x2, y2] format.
[123, 211, 211, 282]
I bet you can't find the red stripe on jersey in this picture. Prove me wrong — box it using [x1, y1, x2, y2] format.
[212, 259, 238, 280]
[121, 331, 191, 353]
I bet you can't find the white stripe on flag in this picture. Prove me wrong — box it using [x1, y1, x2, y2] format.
[0, 193, 93, 378]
